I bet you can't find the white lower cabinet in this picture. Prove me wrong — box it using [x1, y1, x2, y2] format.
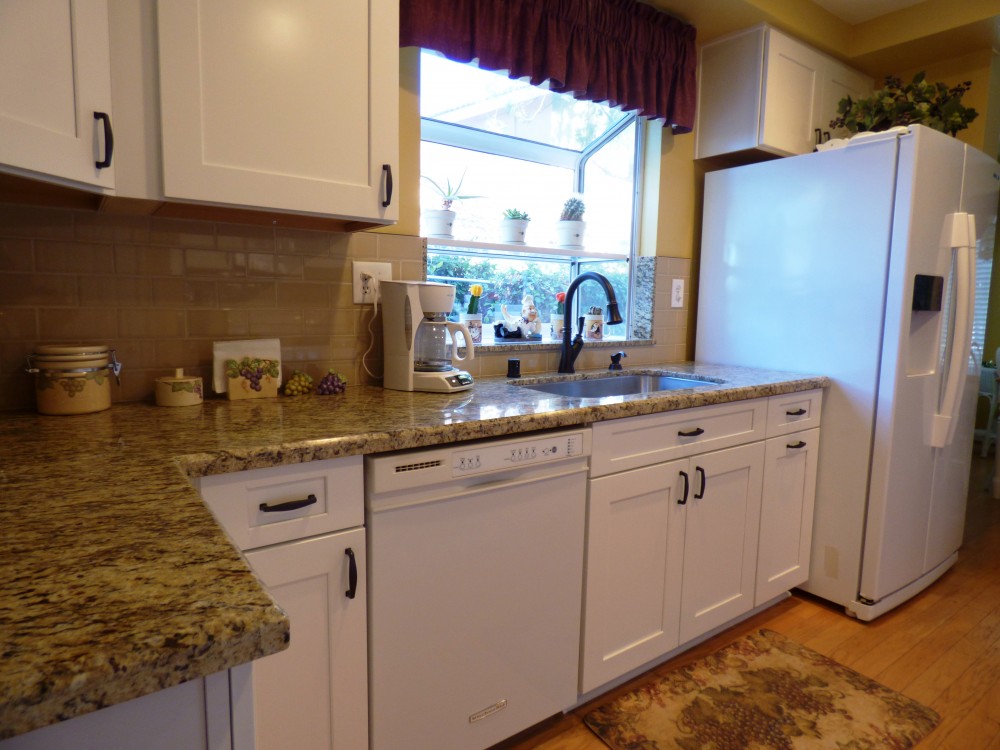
[756, 428, 821, 605]
[0, 676, 229, 750]
[678, 442, 764, 643]
[581, 442, 764, 692]
[232, 529, 367, 750]
[581, 391, 822, 693]
[198, 456, 367, 750]
[582, 459, 686, 693]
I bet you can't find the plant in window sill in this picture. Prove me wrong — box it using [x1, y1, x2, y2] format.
[466, 284, 483, 315]
[421, 171, 482, 238]
[500, 208, 531, 244]
[550, 290, 566, 339]
[462, 284, 485, 344]
[556, 198, 586, 247]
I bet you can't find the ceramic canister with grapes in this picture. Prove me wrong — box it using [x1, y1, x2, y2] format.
[155, 368, 203, 407]
[25, 344, 122, 415]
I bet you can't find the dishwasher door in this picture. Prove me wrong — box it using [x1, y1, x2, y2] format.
[366, 429, 591, 750]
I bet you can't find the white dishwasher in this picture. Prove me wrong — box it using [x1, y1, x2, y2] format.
[365, 428, 591, 750]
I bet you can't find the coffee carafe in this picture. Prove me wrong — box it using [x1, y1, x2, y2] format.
[381, 280, 474, 392]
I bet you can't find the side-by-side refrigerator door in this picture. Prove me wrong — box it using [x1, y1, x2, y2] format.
[860, 129, 996, 604]
[924, 148, 1000, 567]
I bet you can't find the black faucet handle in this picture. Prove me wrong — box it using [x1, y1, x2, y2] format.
[577, 316, 585, 336]
[609, 351, 627, 370]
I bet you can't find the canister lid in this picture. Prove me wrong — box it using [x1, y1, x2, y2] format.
[157, 368, 201, 383]
[34, 343, 109, 357]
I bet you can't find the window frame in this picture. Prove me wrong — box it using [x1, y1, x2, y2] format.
[419, 58, 647, 345]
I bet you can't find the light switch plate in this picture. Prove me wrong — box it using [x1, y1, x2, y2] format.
[671, 279, 684, 308]
[353, 261, 392, 304]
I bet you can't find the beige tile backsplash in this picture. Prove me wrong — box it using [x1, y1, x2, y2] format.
[0, 202, 692, 411]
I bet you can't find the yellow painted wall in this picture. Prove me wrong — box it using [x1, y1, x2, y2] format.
[895, 49, 995, 156]
[641, 129, 697, 259]
[849, 0, 1000, 60]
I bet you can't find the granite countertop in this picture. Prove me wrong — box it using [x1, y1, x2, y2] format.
[0, 362, 827, 739]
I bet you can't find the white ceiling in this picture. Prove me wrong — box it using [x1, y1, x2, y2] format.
[810, 0, 928, 24]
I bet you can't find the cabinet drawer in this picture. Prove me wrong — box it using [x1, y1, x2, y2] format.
[766, 389, 823, 437]
[591, 399, 768, 477]
[197, 456, 363, 550]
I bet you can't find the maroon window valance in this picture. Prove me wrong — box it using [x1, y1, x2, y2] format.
[400, 0, 697, 132]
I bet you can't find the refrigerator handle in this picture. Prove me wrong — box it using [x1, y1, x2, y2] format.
[929, 212, 976, 449]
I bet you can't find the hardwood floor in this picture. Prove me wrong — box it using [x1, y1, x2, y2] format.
[495, 453, 1000, 749]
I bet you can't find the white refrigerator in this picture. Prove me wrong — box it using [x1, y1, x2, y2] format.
[696, 125, 999, 620]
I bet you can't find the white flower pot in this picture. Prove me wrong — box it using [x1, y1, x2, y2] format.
[555, 220, 585, 247]
[499, 219, 529, 243]
[549, 315, 564, 340]
[423, 209, 456, 238]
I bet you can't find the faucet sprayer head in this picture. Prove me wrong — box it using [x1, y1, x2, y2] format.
[605, 301, 623, 325]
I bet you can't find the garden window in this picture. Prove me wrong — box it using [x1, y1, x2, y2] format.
[420, 50, 640, 344]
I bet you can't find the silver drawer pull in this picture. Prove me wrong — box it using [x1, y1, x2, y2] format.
[259, 494, 318, 513]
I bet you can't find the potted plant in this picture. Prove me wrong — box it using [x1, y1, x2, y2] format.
[462, 283, 484, 343]
[550, 290, 566, 340]
[556, 197, 585, 247]
[499, 208, 530, 243]
[421, 171, 481, 238]
[829, 72, 978, 137]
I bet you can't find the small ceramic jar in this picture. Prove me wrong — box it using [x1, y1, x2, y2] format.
[26, 344, 122, 415]
[155, 368, 204, 407]
[584, 314, 604, 340]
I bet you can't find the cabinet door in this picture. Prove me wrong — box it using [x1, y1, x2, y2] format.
[759, 30, 823, 157]
[157, 0, 397, 222]
[0, 0, 115, 190]
[679, 442, 764, 643]
[236, 528, 367, 750]
[756, 429, 820, 605]
[581, 461, 686, 693]
[819, 63, 873, 141]
[694, 26, 764, 159]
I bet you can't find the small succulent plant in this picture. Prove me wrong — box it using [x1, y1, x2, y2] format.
[503, 208, 530, 221]
[560, 197, 585, 221]
[421, 171, 482, 210]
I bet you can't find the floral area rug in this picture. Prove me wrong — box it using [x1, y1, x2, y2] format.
[583, 629, 939, 750]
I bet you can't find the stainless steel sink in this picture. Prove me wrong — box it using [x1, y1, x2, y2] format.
[518, 373, 722, 399]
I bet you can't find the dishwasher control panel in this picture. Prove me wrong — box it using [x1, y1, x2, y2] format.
[452, 430, 588, 477]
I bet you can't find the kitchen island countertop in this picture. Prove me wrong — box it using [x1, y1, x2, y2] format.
[0, 362, 826, 739]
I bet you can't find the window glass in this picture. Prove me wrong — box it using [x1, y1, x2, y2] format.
[427, 248, 628, 344]
[420, 52, 640, 344]
[579, 120, 637, 256]
[421, 142, 574, 246]
[575, 261, 630, 337]
[420, 51, 629, 151]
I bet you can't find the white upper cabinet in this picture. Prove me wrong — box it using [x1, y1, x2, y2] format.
[0, 0, 116, 190]
[154, 0, 398, 223]
[696, 24, 871, 159]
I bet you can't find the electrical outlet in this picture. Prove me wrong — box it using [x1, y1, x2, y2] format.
[671, 279, 684, 308]
[353, 261, 392, 304]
